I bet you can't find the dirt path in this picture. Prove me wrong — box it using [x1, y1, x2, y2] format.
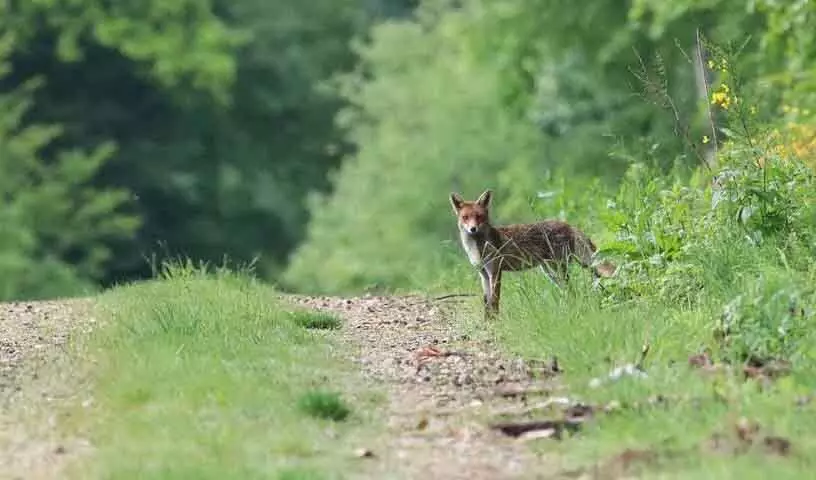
[0, 299, 94, 480]
[290, 294, 572, 480]
[2, 294, 575, 480]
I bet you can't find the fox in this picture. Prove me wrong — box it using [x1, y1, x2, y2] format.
[449, 189, 616, 319]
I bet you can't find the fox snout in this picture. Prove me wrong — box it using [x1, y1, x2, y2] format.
[460, 222, 483, 235]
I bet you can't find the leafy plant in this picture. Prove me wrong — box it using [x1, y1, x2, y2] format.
[596, 162, 709, 303]
[715, 275, 813, 364]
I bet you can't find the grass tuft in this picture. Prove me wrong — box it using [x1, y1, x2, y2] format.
[291, 310, 342, 330]
[297, 390, 352, 422]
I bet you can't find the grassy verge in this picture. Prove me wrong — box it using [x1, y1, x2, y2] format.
[449, 247, 816, 478]
[66, 262, 380, 479]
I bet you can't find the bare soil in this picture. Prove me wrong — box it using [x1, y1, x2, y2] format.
[2, 294, 574, 480]
[289, 294, 573, 479]
[0, 299, 95, 480]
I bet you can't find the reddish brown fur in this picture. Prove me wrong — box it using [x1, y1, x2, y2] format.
[450, 189, 615, 319]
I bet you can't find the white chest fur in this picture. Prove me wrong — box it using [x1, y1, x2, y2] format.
[459, 231, 484, 267]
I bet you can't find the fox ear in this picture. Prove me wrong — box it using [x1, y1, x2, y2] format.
[476, 189, 493, 209]
[450, 192, 464, 212]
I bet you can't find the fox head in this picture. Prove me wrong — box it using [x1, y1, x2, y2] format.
[449, 189, 492, 236]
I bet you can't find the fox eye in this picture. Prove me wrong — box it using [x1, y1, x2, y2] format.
[462, 215, 470, 221]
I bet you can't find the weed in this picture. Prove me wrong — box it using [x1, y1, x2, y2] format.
[716, 274, 813, 364]
[297, 390, 352, 422]
[292, 310, 342, 330]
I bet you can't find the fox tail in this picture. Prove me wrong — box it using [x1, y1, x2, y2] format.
[573, 229, 616, 279]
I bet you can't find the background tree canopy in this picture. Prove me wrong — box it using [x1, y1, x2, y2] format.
[1, 0, 813, 300]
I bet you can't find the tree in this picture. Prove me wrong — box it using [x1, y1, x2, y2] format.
[3, 0, 405, 285]
[0, 33, 138, 300]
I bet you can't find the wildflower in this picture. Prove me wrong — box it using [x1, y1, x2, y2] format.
[711, 91, 731, 109]
[710, 83, 733, 109]
[702, 135, 710, 144]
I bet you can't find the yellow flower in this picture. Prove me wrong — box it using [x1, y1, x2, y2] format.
[711, 91, 731, 109]
[702, 135, 710, 144]
[710, 83, 733, 109]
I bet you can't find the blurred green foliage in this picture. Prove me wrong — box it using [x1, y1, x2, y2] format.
[1, 0, 815, 299]
[0, 0, 412, 300]
[283, 0, 816, 294]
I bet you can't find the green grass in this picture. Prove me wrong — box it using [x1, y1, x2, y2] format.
[448, 248, 816, 478]
[291, 311, 342, 330]
[66, 262, 379, 479]
[297, 391, 352, 421]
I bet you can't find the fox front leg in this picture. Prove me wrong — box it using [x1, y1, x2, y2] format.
[479, 268, 499, 320]
[478, 268, 491, 307]
[484, 262, 502, 319]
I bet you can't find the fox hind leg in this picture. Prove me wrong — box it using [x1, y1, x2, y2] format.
[487, 267, 502, 317]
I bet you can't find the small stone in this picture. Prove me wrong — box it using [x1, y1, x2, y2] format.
[354, 448, 375, 458]
[519, 429, 557, 441]
[454, 373, 473, 387]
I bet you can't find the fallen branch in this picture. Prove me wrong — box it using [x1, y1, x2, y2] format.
[431, 293, 480, 301]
